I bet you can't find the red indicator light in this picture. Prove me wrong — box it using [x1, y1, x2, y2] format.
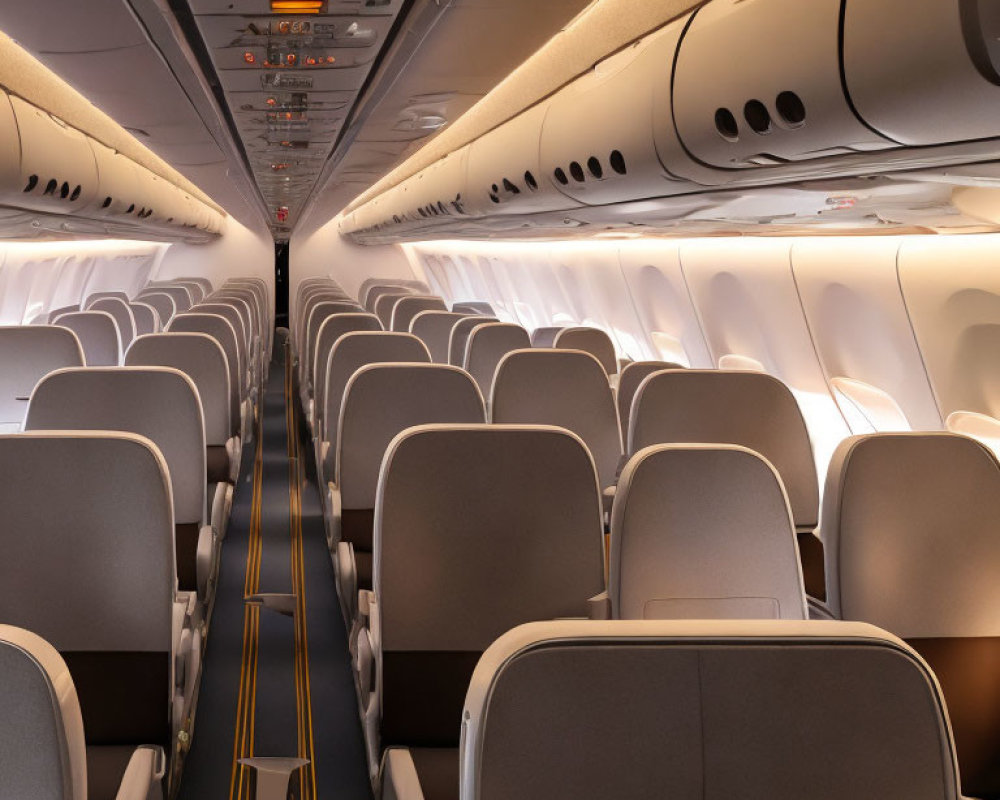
[243, 52, 256, 64]
[286, 53, 297, 65]
[266, 97, 277, 106]
[325, 56, 335, 64]
[306, 57, 316, 65]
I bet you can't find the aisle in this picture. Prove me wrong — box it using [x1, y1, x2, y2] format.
[178, 330, 372, 800]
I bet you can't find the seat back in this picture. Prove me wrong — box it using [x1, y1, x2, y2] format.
[41, 304, 80, 323]
[84, 290, 130, 308]
[322, 332, 430, 447]
[363, 283, 414, 312]
[617, 360, 685, 434]
[196, 302, 248, 351]
[127, 333, 233, 444]
[610, 444, 806, 620]
[53, 311, 121, 366]
[630, 369, 818, 531]
[461, 620, 961, 800]
[529, 326, 563, 348]
[88, 298, 137, 353]
[136, 292, 176, 326]
[452, 301, 494, 316]
[390, 295, 447, 332]
[312, 313, 383, 431]
[141, 285, 191, 313]
[463, 323, 530, 399]
[375, 425, 605, 750]
[298, 292, 357, 352]
[823, 432, 1000, 799]
[491, 349, 621, 488]
[129, 302, 161, 336]
[0, 326, 84, 430]
[373, 292, 411, 328]
[0, 625, 88, 800]
[303, 301, 364, 386]
[171, 279, 205, 305]
[410, 311, 470, 363]
[168, 313, 244, 409]
[0, 432, 174, 751]
[180, 276, 214, 296]
[448, 316, 498, 366]
[338, 364, 485, 508]
[26, 367, 206, 528]
[553, 326, 617, 375]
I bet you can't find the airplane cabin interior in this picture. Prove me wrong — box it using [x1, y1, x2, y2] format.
[0, 1, 998, 799]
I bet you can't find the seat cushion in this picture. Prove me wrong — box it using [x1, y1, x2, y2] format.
[206, 445, 230, 484]
[410, 748, 459, 800]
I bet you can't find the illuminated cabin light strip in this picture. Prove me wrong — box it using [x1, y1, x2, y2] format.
[271, 0, 325, 13]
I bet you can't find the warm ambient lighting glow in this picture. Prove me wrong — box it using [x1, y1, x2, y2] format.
[271, 1, 324, 13]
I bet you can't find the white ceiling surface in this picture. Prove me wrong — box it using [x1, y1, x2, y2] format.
[0, 0, 269, 232]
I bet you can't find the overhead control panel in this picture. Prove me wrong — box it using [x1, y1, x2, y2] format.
[189, 0, 406, 233]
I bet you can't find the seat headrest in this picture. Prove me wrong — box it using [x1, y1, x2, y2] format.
[126, 333, 233, 443]
[84, 291, 130, 308]
[448, 316, 499, 366]
[0, 625, 87, 800]
[322, 332, 431, 443]
[135, 292, 176, 326]
[491, 348, 621, 487]
[338, 364, 485, 507]
[143, 285, 191, 313]
[823, 432, 1000, 637]
[375, 424, 605, 652]
[617, 360, 686, 433]
[53, 311, 121, 367]
[409, 311, 468, 362]
[373, 292, 412, 327]
[553, 326, 617, 375]
[128, 302, 161, 336]
[0, 432, 174, 652]
[0, 326, 84, 428]
[26, 367, 206, 524]
[390, 295, 447, 332]
[463, 323, 531, 397]
[462, 619, 959, 800]
[610, 444, 806, 621]
[630, 369, 818, 529]
[452, 301, 494, 316]
[529, 326, 563, 348]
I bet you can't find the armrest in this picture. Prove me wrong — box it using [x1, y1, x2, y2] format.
[226, 436, 241, 483]
[196, 524, 215, 603]
[337, 540, 357, 626]
[114, 746, 165, 800]
[587, 591, 611, 620]
[326, 481, 342, 550]
[380, 748, 425, 800]
[210, 482, 233, 542]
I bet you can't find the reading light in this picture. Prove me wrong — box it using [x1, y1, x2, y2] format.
[243, 52, 256, 64]
[271, 1, 324, 13]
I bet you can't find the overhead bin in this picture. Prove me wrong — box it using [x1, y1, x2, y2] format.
[539, 22, 692, 206]
[842, 0, 1000, 145]
[671, 0, 891, 172]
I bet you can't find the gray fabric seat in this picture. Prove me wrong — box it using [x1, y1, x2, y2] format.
[88, 298, 137, 354]
[630, 369, 826, 603]
[462, 323, 530, 400]
[390, 295, 447, 332]
[309, 312, 383, 435]
[0, 624, 165, 800]
[25, 367, 215, 604]
[135, 292, 176, 327]
[616, 359, 685, 434]
[610, 444, 806, 621]
[529, 326, 563, 348]
[355, 424, 605, 790]
[0, 433, 198, 799]
[330, 364, 485, 604]
[0, 325, 84, 431]
[447, 316, 498, 366]
[53, 311, 121, 366]
[490, 348, 622, 491]
[128, 302, 161, 337]
[374, 292, 412, 329]
[139, 285, 191, 314]
[301, 300, 365, 392]
[317, 332, 431, 482]
[553, 326, 618, 376]
[84, 291, 130, 308]
[441, 619, 962, 800]
[823, 432, 1000, 800]
[451, 301, 494, 316]
[410, 311, 471, 363]
[363, 283, 415, 312]
[126, 332, 238, 537]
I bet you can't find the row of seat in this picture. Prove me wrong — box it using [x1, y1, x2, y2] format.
[0, 273, 271, 799]
[294, 278, 997, 800]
